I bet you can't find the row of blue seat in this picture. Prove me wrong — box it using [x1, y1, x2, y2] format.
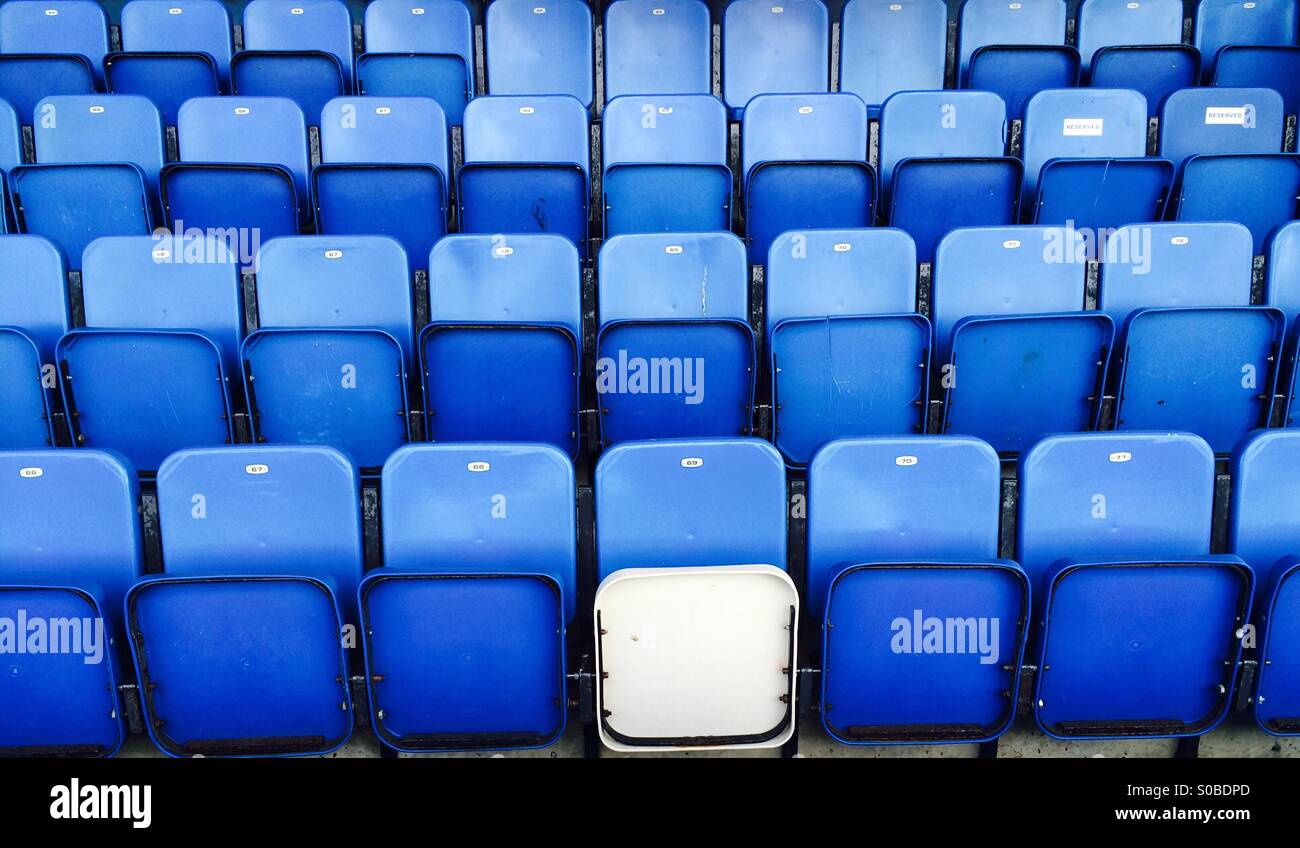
[3, 84, 1298, 273]
[2, 0, 1297, 124]
[3, 426, 1298, 754]
[4, 221, 1300, 472]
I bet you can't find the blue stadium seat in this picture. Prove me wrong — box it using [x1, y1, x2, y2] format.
[879, 90, 1018, 263]
[1077, 0, 1185, 73]
[839, 0, 947, 115]
[602, 94, 730, 237]
[61, 235, 242, 472]
[957, 0, 1068, 85]
[242, 236, 413, 470]
[358, 0, 474, 125]
[1022, 88, 1172, 229]
[0, 449, 141, 757]
[0, 235, 66, 449]
[10, 95, 162, 268]
[1196, 0, 1299, 80]
[486, 0, 594, 107]
[1090, 45, 1199, 119]
[1266, 220, 1300, 424]
[1159, 86, 1285, 168]
[424, 235, 581, 456]
[108, 0, 231, 127]
[1213, 46, 1300, 125]
[459, 95, 590, 256]
[1229, 429, 1300, 735]
[605, 0, 711, 100]
[1018, 431, 1251, 739]
[809, 436, 1029, 744]
[1100, 222, 1283, 452]
[765, 229, 929, 465]
[234, 0, 352, 121]
[723, 0, 829, 118]
[127, 445, 360, 757]
[597, 233, 754, 444]
[967, 46, 1081, 121]
[167, 96, 310, 242]
[1160, 87, 1297, 252]
[593, 437, 798, 751]
[360, 443, 576, 752]
[933, 226, 1112, 453]
[315, 96, 449, 273]
[741, 93, 873, 264]
[1171, 152, 1300, 253]
[31, 95, 164, 198]
[0, 1, 106, 120]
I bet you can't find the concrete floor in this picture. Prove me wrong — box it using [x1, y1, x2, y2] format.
[117, 715, 1300, 759]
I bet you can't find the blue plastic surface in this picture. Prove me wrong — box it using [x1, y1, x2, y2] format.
[1032, 158, 1173, 231]
[10, 163, 153, 269]
[597, 232, 754, 444]
[120, 0, 233, 78]
[809, 436, 1027, 743]
[244, 236, 414, 468]
[878, 90, 1009, 199]
[82, 234, 243, 381]
[839, 0, 947, 112]
[316, 96, 450, 270]
[380, 443, 578, 617]
[486, 0, 593, 106]
[1089, 45, 1199, 117]
[766, 229, 925, 464]
[742, 93, 873, 263]
[1213, 46, 1300, 120]
[174, 96, 310, 215]
[957, 0, 1067, 83]
[1076, 0, 1184, 71]
[1169, 153, 1300, 255]
[888, 157, 1022, 264]
[156, 445, 363, 613]
[723, 0, 829, 116]
[460, 94, 590, 253]
[128, 575, 353, 756]
[361, 573, 566, 751]
[33, 95, 165, 196]
[0, 328, 51, 447]
[595, 437, 787, 581]
[1158, 86, 1285, 169]
[242, 0, 353, 87]
[0, 0, 109, 83]
[360, 442, 575, 751]
[358, 0, 474, 123]
[933, 226, 1111, 452]
[111, 0, 230, 123]
[0, 448, 142, 756]
[0, 55, 95, 125]
[602, 94, 730, 237]
[1021, 88, 1149, 201]
[1100, 222, 1278, 452]
[1019, 432, 1247, 738]
[966, 45, 1081, 121]
[604, 0, 711, 100]
[1195, 0, 1299, 80]
[424, 234, 581, 454]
